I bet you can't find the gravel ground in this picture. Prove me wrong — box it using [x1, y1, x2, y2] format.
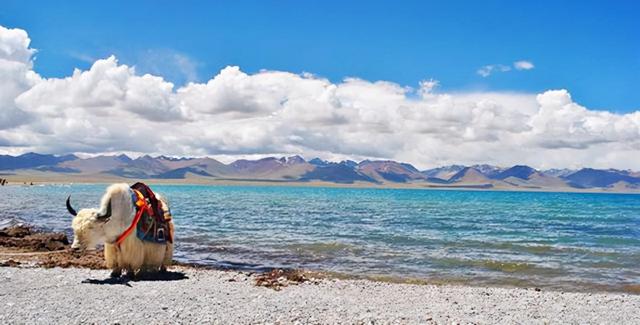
[0, 266, 639, 324]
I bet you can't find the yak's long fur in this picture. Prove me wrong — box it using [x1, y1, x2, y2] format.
[70, 183, 173, 277]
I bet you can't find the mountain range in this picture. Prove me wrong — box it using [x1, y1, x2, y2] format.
[1, 153, 639, 191]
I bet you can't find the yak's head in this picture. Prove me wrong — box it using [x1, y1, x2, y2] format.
[66, 196, 111, 251]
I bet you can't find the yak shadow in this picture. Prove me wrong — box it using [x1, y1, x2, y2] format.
[82, 270, 189, 286]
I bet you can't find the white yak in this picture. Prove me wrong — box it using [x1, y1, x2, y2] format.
[67, 183, 174, 278]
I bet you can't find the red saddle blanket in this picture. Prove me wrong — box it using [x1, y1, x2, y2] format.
[131, 182, 173, 244]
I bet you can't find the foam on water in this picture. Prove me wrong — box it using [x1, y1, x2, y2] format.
[1, 184, 639, 292]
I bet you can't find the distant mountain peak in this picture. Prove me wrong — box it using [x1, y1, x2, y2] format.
[134, 154, 156, 162]
[156, 155, 192, 162]
[357, 160, 425, 183]
[0, 152, 78, 171]
[564, 168, 640, 188]
[422, 165, 466, 179]
[448, 167, 490, 183]
[495, 165, 537, 180]
[116, 154, 132, 162]
[309, 158, 329, 166]
[543, 168, 575, 178]
[301, 162, 377, 184]
[285, 155, 306, 165]
[1, 152, 639, 191]
[340, 160, 358, 168]
[470, 164, 504, 178]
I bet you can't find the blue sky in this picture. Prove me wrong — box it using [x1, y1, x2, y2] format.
[2, 0, 638, 113]
[1, 1, 640, 168]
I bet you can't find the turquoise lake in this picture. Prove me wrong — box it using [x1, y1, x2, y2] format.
[1, 184, 639, 292]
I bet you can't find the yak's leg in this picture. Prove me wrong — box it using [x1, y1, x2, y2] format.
[125, 268, 138, 280]
[104, 243, 122, 278]
[141, 241, 168, 273]
[162, 241, 174, 270]
[110, 269, 122, 278]
[119, 236, 145, 279]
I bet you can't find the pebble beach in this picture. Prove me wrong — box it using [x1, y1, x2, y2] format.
[1, 266, 639, 324]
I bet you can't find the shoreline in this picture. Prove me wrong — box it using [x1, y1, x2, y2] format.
[1, 173, 639, 195]
[2, 226, 640, 322]
[1, 224, 639, 296]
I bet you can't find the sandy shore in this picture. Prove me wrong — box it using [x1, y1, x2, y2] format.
[0, 266, 638, 324]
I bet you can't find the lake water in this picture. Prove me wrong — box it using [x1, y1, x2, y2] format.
[1, 184, 639, 292]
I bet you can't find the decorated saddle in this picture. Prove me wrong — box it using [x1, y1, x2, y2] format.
[130, 182, 173, 245]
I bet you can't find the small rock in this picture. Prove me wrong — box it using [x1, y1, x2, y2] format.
[0, 225, 31, 238]
[0, 259, 20, 267]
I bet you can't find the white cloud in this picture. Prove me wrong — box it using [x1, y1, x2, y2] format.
[0, 25, 40, 129]
[478, 60, 535, 77]
[477, 64, 511, 77]
[16, 56, 182, 121]
[514, 60, 535, 70]
[0, 25, 639, 170]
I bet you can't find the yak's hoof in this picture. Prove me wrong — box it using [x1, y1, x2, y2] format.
[123, 269, 137, 280]
[160, 266, 168, 273]
[110, 270, 122, 278]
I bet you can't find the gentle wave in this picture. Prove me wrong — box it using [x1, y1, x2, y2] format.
[1, 184, 639, 292]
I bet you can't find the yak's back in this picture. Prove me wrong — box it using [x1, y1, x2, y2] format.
[130, 182, 173, 244]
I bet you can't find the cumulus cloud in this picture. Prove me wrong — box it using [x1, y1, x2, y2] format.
[0, 25, 638, 169]
[0, 25, 40, 129]
[15, 56, 182, 121]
